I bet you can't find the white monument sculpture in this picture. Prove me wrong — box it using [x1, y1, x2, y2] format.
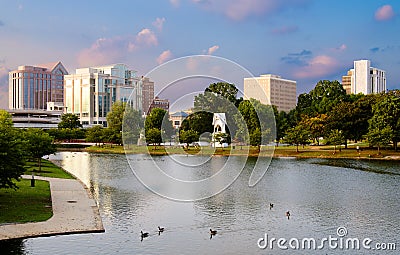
[212, 113, 228, 147]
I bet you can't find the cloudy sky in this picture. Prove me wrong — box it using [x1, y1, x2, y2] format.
[1, 0, 399, 109]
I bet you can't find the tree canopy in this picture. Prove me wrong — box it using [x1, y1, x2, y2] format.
[0, 110, 26, 190]
[24, 128, 57, 173]
[58, 113, 82, 129]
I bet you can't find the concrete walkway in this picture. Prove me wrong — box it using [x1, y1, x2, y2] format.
[0, 176, 104, 240]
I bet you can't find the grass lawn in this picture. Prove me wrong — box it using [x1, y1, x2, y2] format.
[0, 179, 52, 224]
[24, 159, 75, 179]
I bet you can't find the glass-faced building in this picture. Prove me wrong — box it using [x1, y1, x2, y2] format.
[9, 62, 68, 110]
[64, 64, 142, 127]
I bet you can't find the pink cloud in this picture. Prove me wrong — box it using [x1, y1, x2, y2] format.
[207, 45, 220, 55]
[152, 17, 166, 31]
[77, 27, 159, 66]
[192, 0, 310, 21]
[77, 37, 131, 66]
[157, 50, 173, 64]
[375, 5, 395, 21]
[136, 28, 158, 46]
[293, 55, 340, 79]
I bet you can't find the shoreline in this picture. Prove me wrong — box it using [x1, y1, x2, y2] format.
[0, 175, 105, 241]
[74, 145, 400, 161]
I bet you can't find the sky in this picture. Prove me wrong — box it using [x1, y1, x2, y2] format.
[1, 0, 400, 110]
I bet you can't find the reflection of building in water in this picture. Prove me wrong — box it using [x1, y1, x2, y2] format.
[212, 113, 228, 147]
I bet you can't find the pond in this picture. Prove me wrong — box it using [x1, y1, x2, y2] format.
[1, 152, 399, 254]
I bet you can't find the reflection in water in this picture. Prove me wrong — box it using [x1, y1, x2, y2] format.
[0, 239, 25, 255]
[1, 152, 399, 254]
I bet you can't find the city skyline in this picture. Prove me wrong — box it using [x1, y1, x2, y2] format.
[1, 0, 400, 109]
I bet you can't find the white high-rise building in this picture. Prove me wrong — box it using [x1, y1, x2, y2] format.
[342, 60, 386, 95]
[244, 74, 297, 112]
[64, 64, 142, 127]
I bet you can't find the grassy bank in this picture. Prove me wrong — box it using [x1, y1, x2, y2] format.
[0, 159, 74, 224]
[0, 179, 52, 224]
[24, 159, 75, 179]
[84, 144, 400, 160]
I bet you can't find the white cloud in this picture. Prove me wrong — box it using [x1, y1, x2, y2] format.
[207, 45, 220, 55]
[157, 50, 173, 64]
[375, 5, 395, 21]
[152, 17, 166, 31]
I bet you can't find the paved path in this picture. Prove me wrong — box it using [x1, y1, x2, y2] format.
[0, 176, 104, 240]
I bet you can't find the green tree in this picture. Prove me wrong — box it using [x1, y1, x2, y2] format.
[145, 108, 169, 130]
[122, 105, 144, 147]
[213, 132, 229, 149]
[249, 128, 262, 150]
[367, 125, 392, 154]
[284, 124, 311, 152]
[235, 99, 276, 146]
[205, 82, 241, 106]
[0, 110, 26, 190]
[301, 114, 327, 145]
[194, 83, 242, 139]
[180, 111, 214, 137]
[179, 129, 199, 149]
[58, 113, 82, 129]
[369, 91, 400, 151]
[326, 129, 345, 153]
[145, 128, 162, 149]
[275, 111, 290, 146]
[295, 80, 347, 117]
[86, 125, 106, 145]
[24, 128, 57, 173]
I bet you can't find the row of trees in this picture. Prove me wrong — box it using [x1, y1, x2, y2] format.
[282, 80, 400, 152]
[0, 110, 56, 190]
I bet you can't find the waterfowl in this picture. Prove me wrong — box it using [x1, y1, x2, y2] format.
[210, 229, 217, 235]
[285, 211, 290, 219]
[158, 226, 164, 232]
[141, 231, 149, 238]
[269, 203, 274, 210]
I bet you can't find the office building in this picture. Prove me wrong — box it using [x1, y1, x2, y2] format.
[141, 76, 155, 115]
[341, 70, 353, 94]
[148, 96, 169, 114]
[64, 64, 142, 127]
[9, 61, 68, 110]
[342, 60, 386, 95]
[244, 74, 297, 112]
